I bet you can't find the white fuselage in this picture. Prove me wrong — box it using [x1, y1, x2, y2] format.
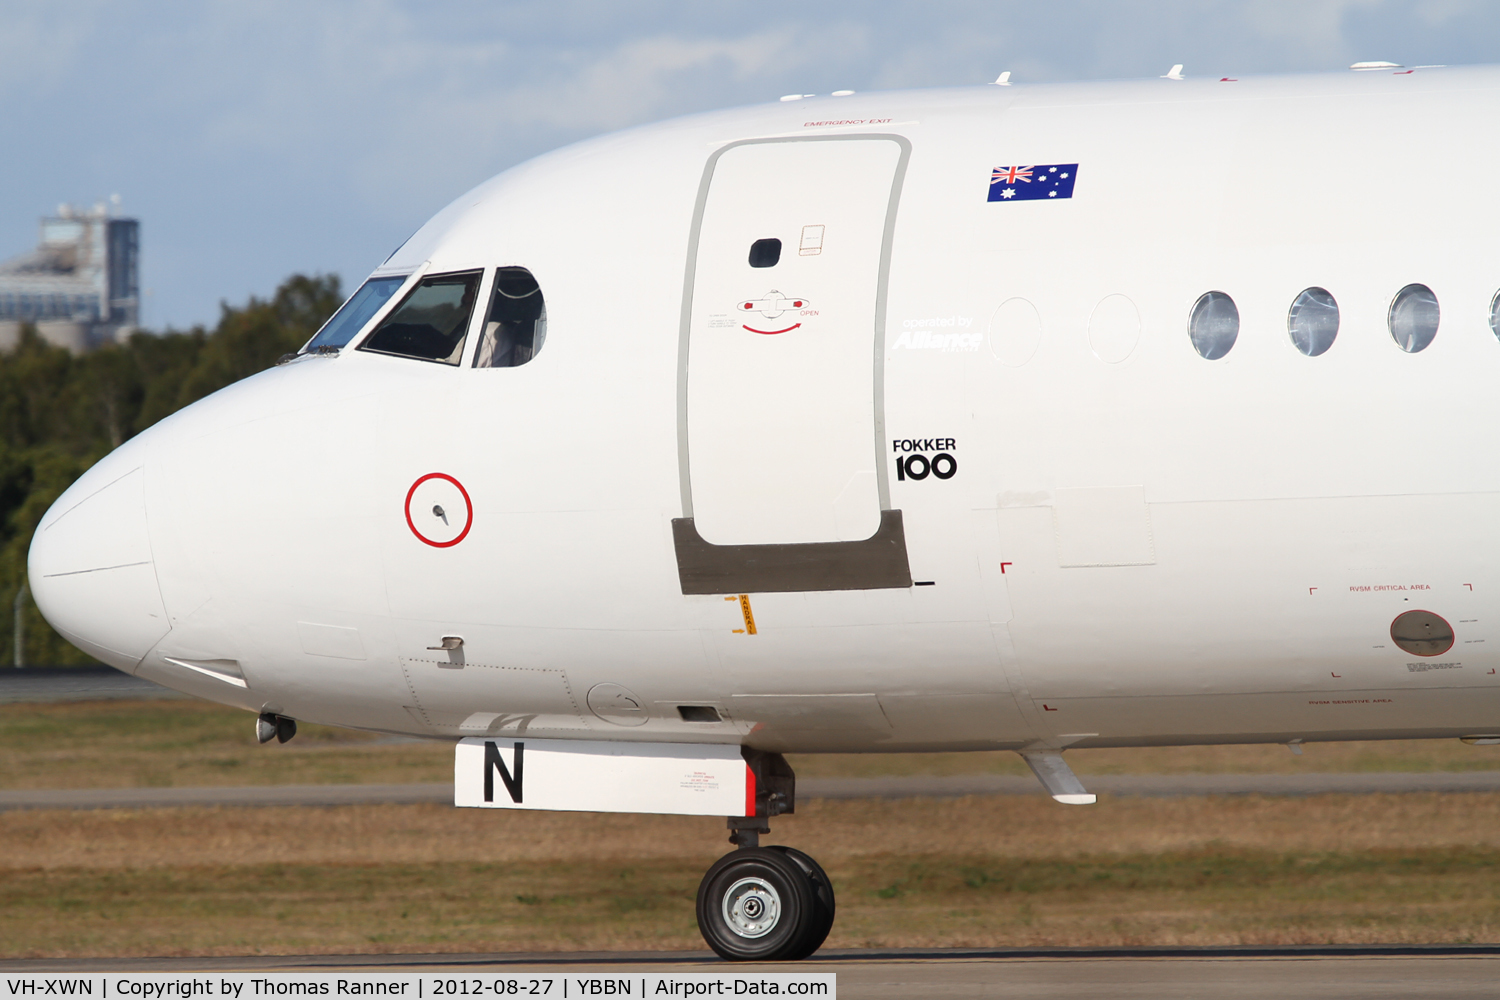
[29, 66, 1500, 754]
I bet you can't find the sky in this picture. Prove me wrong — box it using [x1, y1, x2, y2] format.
[1, 0, 1497, 330]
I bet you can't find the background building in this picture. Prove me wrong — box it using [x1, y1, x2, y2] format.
[0, 200, 139, 353]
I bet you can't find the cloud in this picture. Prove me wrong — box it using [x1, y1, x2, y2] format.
[334, 26, 827, 205]
[0, 0, 111, 97]
[1, 0, 1498, 327]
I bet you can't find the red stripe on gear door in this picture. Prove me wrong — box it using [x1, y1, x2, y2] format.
[744, 763, 757, 817]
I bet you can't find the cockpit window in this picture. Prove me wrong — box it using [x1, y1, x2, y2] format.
[474, 267, 546, 368]
[358, 270, 482, 364]
[303, 276, 406, 352]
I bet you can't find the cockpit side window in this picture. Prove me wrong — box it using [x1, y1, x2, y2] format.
[302, 275, 407, 352]
[358, 270, 482, 365]
[474, 267, 546, 368]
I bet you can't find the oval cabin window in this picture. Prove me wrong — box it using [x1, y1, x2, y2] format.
[1388, 284, 1439, 353]
[475, 267, 546, 368]
[1287, 287, 1339, 357]
[1188, 291, 1239, 360]
[1489, 290, 1500, 343]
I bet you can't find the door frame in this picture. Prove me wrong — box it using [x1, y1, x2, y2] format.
[672, 134, 913, 594]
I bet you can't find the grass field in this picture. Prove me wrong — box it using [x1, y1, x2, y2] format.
[5, 698, 1500, 790]
[5, 698, 1500, 958]
[4, 794, 1500, 957]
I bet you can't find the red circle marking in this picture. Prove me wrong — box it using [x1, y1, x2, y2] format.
[404, 473, 473, 548]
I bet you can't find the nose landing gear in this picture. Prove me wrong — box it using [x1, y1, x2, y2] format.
[697, 845, 835, 961]
[696, 752, 834, 961]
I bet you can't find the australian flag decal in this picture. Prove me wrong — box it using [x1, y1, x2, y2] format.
[988, 163, 1078, 202]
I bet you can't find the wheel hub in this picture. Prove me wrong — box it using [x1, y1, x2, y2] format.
[722, 876, 781, 938]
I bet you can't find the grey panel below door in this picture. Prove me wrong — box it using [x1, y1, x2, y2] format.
[672, 509, 912, 594]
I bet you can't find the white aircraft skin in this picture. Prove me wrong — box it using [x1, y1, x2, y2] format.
[30, 63, 1500, 959]
[29, 66, 1500, 764]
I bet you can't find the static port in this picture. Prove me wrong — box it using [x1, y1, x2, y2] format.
[1390, 609, 1454, 656]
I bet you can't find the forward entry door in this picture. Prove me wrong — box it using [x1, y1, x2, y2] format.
[673, 136, 912, 594]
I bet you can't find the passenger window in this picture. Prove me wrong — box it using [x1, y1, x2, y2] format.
[1188, 291, 1238, 360]
[1489, 290, 1500, 342]
[1388, 283, 1439, 353]
[303, 275, 406, 352]
[748, 239, 782, 268]
[1288, 287, 1339, 356]
[475, 267, 546, 368]
[359, 270, 481, 364]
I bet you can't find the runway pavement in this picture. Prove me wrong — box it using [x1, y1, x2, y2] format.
[0, 666, 179, 702]
[5, 770, 1500, 810]
[4, 947, 1499, 998]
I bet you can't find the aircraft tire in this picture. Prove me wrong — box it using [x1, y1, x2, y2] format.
[767, 845, 835, 958]
[696, 847, 827, 961]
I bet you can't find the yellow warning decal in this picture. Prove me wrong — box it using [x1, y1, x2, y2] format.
[738, 594, 757, 635]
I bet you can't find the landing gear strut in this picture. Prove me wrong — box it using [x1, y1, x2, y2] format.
[696, 752, 835, 961]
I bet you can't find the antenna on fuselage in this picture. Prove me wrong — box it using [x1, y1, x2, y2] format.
[1162, 64, 1184, 80]
[992, 71, 1012, 86]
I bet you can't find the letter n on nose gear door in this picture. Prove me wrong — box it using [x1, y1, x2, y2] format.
[672, 136, 913, 594]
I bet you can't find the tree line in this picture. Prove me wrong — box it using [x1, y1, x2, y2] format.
[2, 274, 344, 665]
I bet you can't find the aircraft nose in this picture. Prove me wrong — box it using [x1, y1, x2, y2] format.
[28, 461, 170, 670]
